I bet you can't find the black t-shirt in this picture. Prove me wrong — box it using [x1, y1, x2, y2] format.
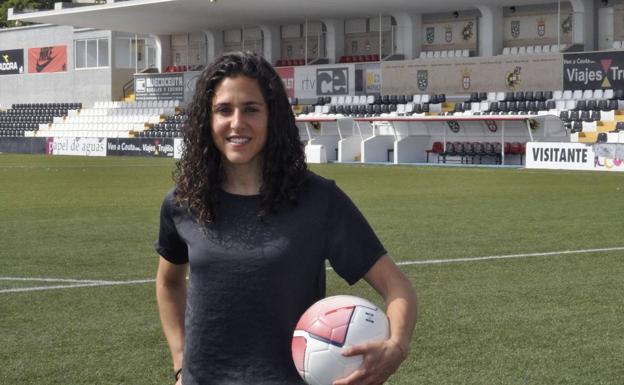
[155, 172, 386, 385]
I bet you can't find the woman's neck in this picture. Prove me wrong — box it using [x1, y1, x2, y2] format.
[221, 161, 263, 196]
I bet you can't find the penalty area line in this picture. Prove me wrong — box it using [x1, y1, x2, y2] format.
[1, 246, 622, 294]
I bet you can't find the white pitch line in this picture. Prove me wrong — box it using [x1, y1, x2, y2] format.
[0, 279, 155, 294]
[0, 277, 112, 284]
[394, 246, 624, 266]
[1, 246, 622, 294]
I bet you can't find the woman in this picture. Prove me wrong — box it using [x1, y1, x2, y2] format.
[155, 51, 417, 385]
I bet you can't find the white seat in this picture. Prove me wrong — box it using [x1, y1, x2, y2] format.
[551, 44, 560, 52]
[433, 51, 441, 58]
[495, 92, 505, 101]
[487, 92, 497, 102]
[552, 90, 563, 100]
[421, 94, 430, 103]
[518, 46, 526, 55]
[526, 46, 534, 54]
[404, 103, 414, 114]
[534, 45, 543, 54]
[542, 45, 551, 53]
[582, 89, 593, 99]
[447, 50, 455, 58]
[337, 95, 345, 105]
[572, 90, 583, 100]
[604, 89, 614, 99]
[426, 51, 434, 58]
[419, 51, 427, 59]
[562, 90, 573, 100]
[412, 94, 421, 103]
[470, 102, 481, 113]
[366, 95, 375, 104]
[330, 96, 338, 105]
[440, 50, 448, 58]
[396, 104, 406, 115]
[480, 101, 490, 113]
[502, 47, 510, 55]
[564, 100, 576, 110]
[344, 95, 352, 105]
[462, 49, 469, 57]
[455, 49, 463, 57]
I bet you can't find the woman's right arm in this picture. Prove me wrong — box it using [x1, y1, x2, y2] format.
[156, 256, 188, 384]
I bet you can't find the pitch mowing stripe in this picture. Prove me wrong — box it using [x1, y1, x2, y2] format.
[1, 246, 623, 294]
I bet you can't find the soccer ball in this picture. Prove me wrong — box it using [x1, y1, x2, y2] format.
[291, 295, 390, 385]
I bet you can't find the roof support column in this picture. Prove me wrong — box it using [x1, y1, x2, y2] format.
[321, 18, 344, 64]
[204, 30, 223, 65]
[570, 0, 595, 50]
[259, 24, 281, 65]
[476, 4, 503, 57]
[391, 12, 421, 60]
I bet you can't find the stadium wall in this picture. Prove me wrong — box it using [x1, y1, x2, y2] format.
[0, 25, 117, 107]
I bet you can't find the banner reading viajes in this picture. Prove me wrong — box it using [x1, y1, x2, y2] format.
[563, 51, 624, 90]
[0, 49, 25, 75]
[28, 45, 68, 73]
[106, 138, 176, 157]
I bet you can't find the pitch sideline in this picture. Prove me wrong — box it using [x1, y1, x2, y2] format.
[1, 246, 623, 294]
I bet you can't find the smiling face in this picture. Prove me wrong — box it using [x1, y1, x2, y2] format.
[210, 75, 269, 174]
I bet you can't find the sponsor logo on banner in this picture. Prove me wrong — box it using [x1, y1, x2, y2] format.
[0, 49, 24, 75]
[28, 46, 67, 73]
[46, 137, 106, 157]
[511, 20, 521, 38]
[135, 73, 184, 101]
[537, 18, 546, 37]
[417, 70, 428, 91]
[445, 26, 453, 43]
[425, 27, 435, 44]
[276, 67, 295, 98]
[316, 67, 348, 95]
[106, 138, 175, 157]
[365, 67, 381, 93]
[562, 51, 624, 90]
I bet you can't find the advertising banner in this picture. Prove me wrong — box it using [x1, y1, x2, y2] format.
[28, 45, 67, 73]
[526, 142, 624, 172]
[106, 138, 175, 157]
[562, 51, 624, 91]
[382, 54, 562, 95]
[46, 137, 107, 157]
[135, 73, 185, 101]
[276, 67, 295, 99]
[0, 137, 46, 153]
[0, 49, 25, 75]
[294, 64, 355, 100]
[174, 137, 184, 159]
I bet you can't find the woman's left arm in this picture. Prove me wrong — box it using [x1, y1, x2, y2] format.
[333, 255, 417, 385]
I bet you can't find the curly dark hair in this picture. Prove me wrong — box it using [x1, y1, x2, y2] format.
[174, 51, 307, 223]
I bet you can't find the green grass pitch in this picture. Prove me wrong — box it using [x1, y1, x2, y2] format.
[1, 154, 623, 384]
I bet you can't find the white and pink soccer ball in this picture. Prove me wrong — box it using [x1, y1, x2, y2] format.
[291, 295, 390, 385]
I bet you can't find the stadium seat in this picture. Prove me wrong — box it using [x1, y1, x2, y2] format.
[426, 141, 444, 163]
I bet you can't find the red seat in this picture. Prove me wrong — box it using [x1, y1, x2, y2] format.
[425, 141, 444, 163]
[276, 59, 283, 66]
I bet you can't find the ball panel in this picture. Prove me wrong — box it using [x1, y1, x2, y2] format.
[291, 336, 307, 374]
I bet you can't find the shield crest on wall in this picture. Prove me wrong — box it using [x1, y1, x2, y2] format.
[445, 26, 453, 43]
[511, 20, 520, 38]
[462, 69, 471, 90]
[426, 27, 435, 44]
[417, 70, 428, 91]
[537, 19, 546, 37]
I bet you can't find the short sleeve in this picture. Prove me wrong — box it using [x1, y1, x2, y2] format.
[154, 189, 189, 264]
[325, 181, 386, 285]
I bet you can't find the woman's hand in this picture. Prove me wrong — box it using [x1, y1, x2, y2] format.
[332, 338, 407, 385]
